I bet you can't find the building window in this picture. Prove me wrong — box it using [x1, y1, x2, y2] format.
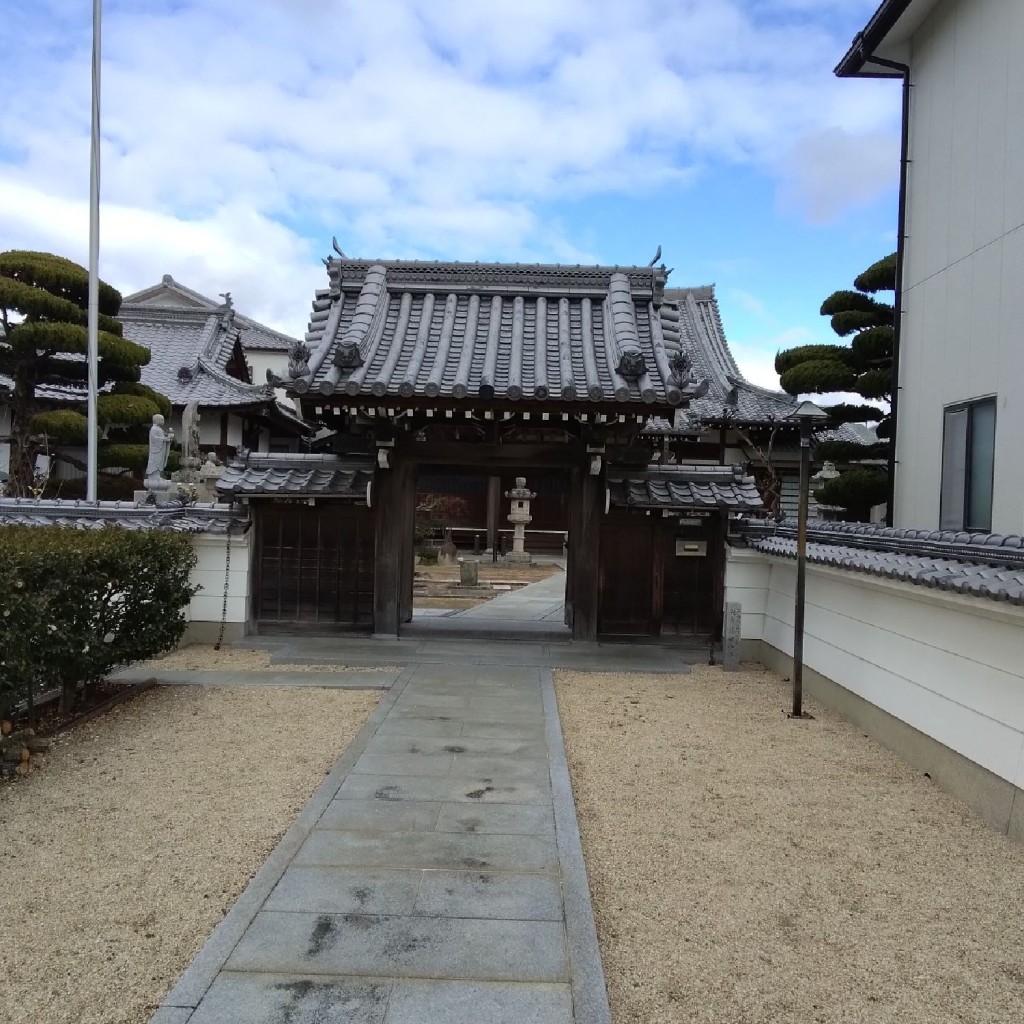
[940, 398, 996, 532]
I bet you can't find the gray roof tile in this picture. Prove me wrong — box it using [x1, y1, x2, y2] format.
[0, 498, 245, 534]
[284, 260, 710, 408]
[607, 464, 763, 513]
[745, 519, 1024, 606]
[217, 453, 374, 499]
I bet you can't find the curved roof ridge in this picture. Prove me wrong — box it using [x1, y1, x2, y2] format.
[195, 354, 273, 397]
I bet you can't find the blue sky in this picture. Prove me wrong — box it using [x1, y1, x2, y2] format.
[0, 0, 898, 389]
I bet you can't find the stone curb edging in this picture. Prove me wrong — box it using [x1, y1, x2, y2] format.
[541, 667, 613, 1024]
[149, 666, 417, 1021]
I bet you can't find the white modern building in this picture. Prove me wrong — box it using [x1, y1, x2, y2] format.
[837, 0, 1024, 536]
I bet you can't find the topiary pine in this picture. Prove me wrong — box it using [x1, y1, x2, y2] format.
[775, 252, 896, 520]
[0, 250, 168, 496]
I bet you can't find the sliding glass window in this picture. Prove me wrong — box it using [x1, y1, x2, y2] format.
[940, 397, 996, 532]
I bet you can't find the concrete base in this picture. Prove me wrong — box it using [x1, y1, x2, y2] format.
[744, 639, 1024, 843]
[182, 620, 248, 645]
[503, 552, 533, 564]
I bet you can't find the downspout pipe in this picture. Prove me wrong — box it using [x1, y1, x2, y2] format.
[860, 50, 910, 527]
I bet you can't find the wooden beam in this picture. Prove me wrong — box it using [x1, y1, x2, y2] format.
[399, 441, 584, 469]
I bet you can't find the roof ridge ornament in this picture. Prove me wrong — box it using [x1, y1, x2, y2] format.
[331, 263, 388, 378]
[606, 273, 647, 380]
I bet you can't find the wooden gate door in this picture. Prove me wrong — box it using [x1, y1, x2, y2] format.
[598, 512, 655, 636]
[256, 503, 374, 627]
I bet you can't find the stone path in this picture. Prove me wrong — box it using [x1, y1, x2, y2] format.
[150, 661, 610, 1024]
[447, 570, 567, 621]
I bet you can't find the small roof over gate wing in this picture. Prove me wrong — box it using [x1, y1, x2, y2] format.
[216, 453, 374, 500]
[281, 259, 710, 409]
[607, 464, 764, 514]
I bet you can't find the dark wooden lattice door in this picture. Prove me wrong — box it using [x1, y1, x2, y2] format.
[257, 504, 374, 627]
[598, 513, 655, 635]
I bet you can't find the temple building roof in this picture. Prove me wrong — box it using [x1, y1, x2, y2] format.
[279, 258, 711, 409]
[117, 279, 307, 432]
[607, 464, 764, 513]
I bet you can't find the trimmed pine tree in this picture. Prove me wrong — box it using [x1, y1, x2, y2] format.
[0, 250, 170, 497]
[775, 253, 896, 519]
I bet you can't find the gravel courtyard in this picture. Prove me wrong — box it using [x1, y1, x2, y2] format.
[556, 664, 1024, 1024]
[0, 684, 379, 1024]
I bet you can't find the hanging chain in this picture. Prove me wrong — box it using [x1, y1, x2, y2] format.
[214, 524, 232, 651]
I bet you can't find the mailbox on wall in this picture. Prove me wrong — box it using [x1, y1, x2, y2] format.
[675, 539, 707, 557]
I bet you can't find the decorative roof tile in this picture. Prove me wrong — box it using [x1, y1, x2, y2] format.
[216, 453, 374, 499]
[607, 464, 764, 513]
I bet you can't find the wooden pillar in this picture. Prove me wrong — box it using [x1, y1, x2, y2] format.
[486, 475, 501, 553]
[651, 519, 668, 638]
[570, 467, 600, 641]
[711, 513, 727, 642]
[399, 463, 415, 625]
[373, 458, 411, 637]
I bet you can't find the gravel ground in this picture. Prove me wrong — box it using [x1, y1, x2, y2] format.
[0, 684, 379, 1024]
[144, 645, 399, 673]
[555, 664, 1024, 1024]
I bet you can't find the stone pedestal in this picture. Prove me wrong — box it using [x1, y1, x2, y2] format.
[459, 560, 479, 587]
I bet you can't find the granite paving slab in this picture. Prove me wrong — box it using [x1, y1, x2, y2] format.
[150, 658, 609, 1023]
[225, 911, 568, 982]
[384, 980, 572, 1024]
[336, 773, 549, 805]
[294, 829, 558, 872]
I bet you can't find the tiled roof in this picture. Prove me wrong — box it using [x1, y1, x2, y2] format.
[662, 287, 799, 428]
[217, 453, 374, 499]
[282, 259, 710, 408]
[794, 519, 1024, 567]
[119, 306, 279, 408]
[122, 276, 297, 351]
[0, 498, 246, 534]
[607, 464, 764, 513]
[743, 519, 1024, 606]
[752, 535, 1024, 605]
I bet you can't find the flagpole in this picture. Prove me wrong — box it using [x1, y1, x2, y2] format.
[86, 0, 102, 503]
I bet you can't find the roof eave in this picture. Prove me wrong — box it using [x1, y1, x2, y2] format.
[835, 0, 917, 76]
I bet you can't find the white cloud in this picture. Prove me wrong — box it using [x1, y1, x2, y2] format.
[0, 0, 899, 315]
[776, 127, 901, 224]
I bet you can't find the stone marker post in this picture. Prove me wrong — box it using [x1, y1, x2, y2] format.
[723, 601, 742, 671]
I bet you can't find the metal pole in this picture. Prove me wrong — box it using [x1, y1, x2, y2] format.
[86, 0, 102, 503]
[791, 418, 811, 717]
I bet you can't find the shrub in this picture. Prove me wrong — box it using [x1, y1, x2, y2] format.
[0, 526, 198, 717]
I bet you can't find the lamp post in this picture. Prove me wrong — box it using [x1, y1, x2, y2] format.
[789, 400, 827, 719]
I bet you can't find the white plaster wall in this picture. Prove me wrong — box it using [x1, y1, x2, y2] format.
[726, 547, 1024, 790]
[187, 533, 251, 627]
[246, 351, 288, 385]
[896, 0, 1024, 534]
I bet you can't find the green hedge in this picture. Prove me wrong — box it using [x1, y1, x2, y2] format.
[0, 526, 198, 716]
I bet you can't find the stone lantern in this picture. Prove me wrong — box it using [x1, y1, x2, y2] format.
[504, 477, 536, 564]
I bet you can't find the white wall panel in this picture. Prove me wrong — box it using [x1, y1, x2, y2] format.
[726, 548, 1024, 786]
[188, 535, 251, 626]
[896, 0, 1024, 533]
